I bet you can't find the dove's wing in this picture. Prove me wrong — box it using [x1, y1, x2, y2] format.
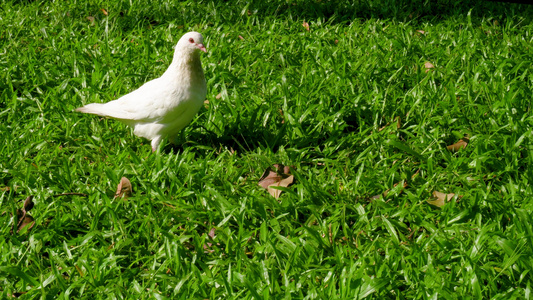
[98, 77, 177, 122]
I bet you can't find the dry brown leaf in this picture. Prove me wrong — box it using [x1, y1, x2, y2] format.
[208, 228, 216, 239]
[87, 16, 95, 25]
[101, 8, 108, 16]
[75, 265, 84, 277]
[278, 109, 285, 124]
[424, 61, 435, 73]
[238, 35, 244, 40]
[267, 175, 294, 198]
[23, 195, 34, 213]
[447, 136, 469, 152]
[17, 214, 35, 233]
[12, 196, 36, 234]
[302, 21, 310, 31]
[427, 191, 455, 207]
[215, 93, 222, 100]
[258, 164, 295, 199]
[416, 30, 426, 35]
[115, 177, 132, 199]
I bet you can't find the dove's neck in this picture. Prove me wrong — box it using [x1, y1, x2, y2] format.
[163, 50, 204, 85]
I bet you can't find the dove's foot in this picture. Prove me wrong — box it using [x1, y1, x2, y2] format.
[151, 136, 162, 152]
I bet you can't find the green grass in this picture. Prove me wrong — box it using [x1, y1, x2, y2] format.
[1, 0, 533, 298]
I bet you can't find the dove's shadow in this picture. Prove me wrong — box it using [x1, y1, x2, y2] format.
[162, 122, 284, 155]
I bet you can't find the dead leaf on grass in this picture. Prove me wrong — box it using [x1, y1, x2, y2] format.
[115, 177, 132, 199]
[424, 61, 435, 73]
[427, 191, 455, 207]
[302, 21, 310, 31]
[17, 214, 35, 233]
[447, 136, 469, 152]
[101, 8, 108, 16]
[258, 164, 295, 199]
[203, 228, 218, 253]
[208, 227, 216, 239]
[23, 195, 34, 212]
[14, 196, 35, 234]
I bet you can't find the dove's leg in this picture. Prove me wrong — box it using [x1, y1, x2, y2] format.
[151, 136, 162, 152]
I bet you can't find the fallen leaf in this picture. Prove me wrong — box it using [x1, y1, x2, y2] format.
[23, 195, 34, 213]
[238, 35, 244, 40]
[101, 8, 108, 16]
[17, 214, 35, 233]
[424, 62, 435, 73]
[334, 39, 339, 45]
[268, 176, 294, 199]
[215, 93, 222, 100]
[302, 21, 310, 31]
[447, 136, 469, 152]
[115, 177, 132, 199]
[11, 196, 36, 234]
[416, 30, 426, 35]
[258, 164, 295, 199]
[208, 228, 216, 239]
[75, 265, 84, 277]
[427, 191, 455, 207]
[279, 109, 285, 124]
[203, 228, 218, 253]
[87, 16, 95, 25]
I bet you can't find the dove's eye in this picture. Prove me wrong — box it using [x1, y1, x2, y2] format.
[189, 38, 195, 43]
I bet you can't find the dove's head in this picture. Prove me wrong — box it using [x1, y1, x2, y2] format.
[177, 31, 207, 54]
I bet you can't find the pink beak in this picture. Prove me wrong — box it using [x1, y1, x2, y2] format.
[197, 44, 207, 53]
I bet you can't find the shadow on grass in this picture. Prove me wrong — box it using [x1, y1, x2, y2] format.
[248, 0, 533, 23]
[116, 0, 533, 33]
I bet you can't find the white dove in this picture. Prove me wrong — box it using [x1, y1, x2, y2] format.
[76, 31, 207, 152]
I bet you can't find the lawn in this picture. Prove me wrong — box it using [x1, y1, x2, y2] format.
[1, 0, 533, 298]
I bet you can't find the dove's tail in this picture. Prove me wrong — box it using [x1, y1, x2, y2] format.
[75, 103, 109, 116]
